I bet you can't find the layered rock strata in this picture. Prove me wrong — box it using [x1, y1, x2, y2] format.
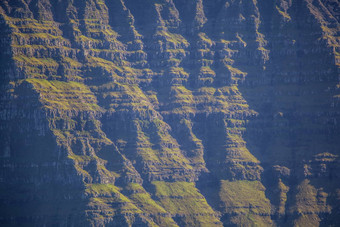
[0, 0, 339, 226]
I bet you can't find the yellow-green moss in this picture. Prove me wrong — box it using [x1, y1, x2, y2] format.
[68, 154, 94, 163]
[200, 66, 216, 76]
[156, 30, 189, 46]
[226, 65, 247, 76]
[152, 181, 222, 226]
[219, 180, 271, 214]
[14, 55, 59, 67]
[124, 183, 178, 226]
[198, 33, 214, 46]
[26, 78, 102, 112]
[291, 179, 331, 215]
[276, 6, 291, 21]
[86, 183, 122, 197]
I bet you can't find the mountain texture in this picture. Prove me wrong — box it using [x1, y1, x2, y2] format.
[1, 0, 340, 226]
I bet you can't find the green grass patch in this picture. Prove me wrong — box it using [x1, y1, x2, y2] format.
[219, 180, 271, 214]
[14, 55, 58, 67]
[156, 30, 189, 46]
[198, 33, 214, 46]
[25, 78, 102, 112]
[152, 181, 222, 226]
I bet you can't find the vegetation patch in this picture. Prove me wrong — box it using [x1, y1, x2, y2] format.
[219, 180, 271, 214]
[26, 78, 102, 112]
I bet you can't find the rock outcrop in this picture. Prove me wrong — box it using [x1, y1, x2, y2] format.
[0, 0, 339, 226]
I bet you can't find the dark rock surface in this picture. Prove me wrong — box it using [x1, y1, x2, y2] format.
[0, 0, 339, 226]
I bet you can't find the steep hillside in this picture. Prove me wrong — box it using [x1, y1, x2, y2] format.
[0, 0, 339, 226]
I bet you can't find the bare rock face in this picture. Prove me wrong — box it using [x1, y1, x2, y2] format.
[0, 0, 339, 226]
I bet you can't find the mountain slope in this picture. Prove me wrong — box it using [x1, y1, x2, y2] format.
[0, 0, 340, 226]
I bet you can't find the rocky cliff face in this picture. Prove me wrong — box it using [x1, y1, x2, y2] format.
[0, 0, 340, 226]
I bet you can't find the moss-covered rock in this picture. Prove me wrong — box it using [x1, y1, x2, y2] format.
[0, 0, 340, 226]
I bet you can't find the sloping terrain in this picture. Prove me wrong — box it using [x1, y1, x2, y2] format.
[0, 0, 340, 226]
